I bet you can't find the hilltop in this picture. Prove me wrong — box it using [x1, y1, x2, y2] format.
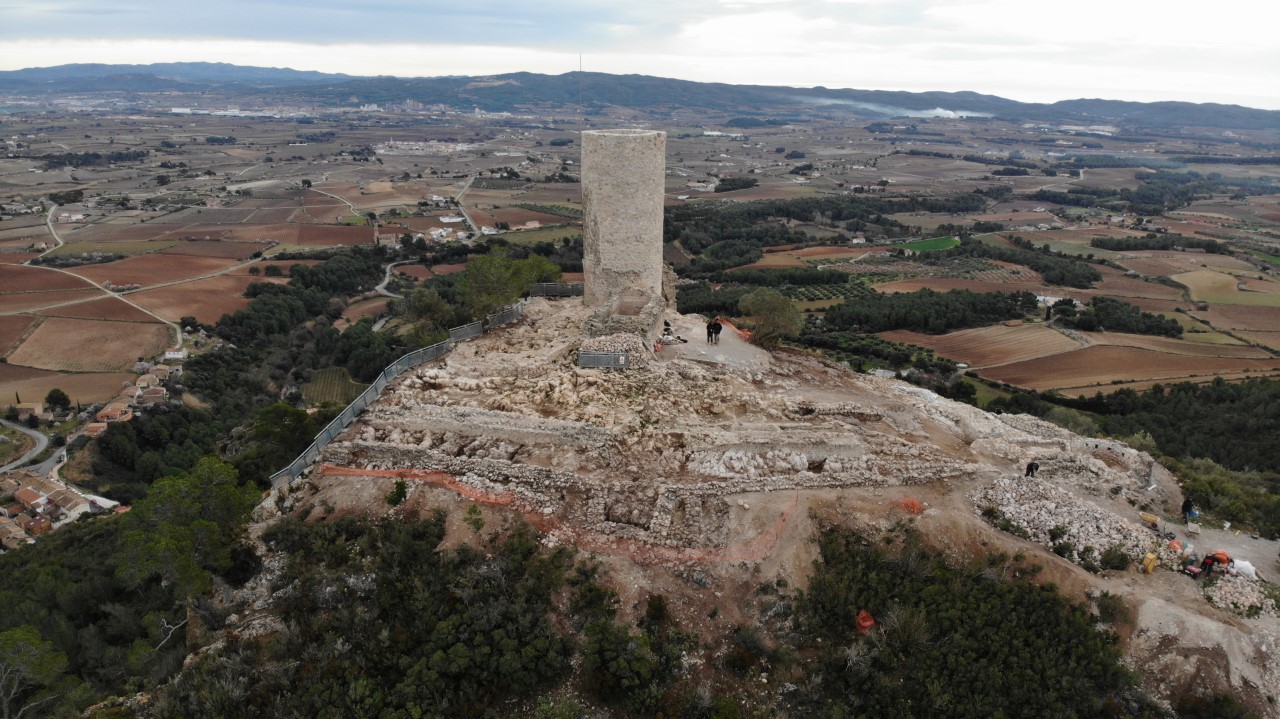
[223, 296, 1280, 717]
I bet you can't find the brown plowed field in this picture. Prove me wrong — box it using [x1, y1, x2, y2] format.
[1232, 331, 1280, 350]
[69, 254, 240, 287]
[0, 367, 137, 405]
[222, 224, 300, 242]
[60, 223, 187, 243]
[339, 298, 389, 324]
[0, 265, 95, 292]
[0, 315, 39, 356]
[0, 252, 38, 265]
[1079, 332, 1268, 358]
[395, 265, 432, 279]
[130, 274, 288, 323]
[1191, 305, 1280, 332]
[430, 263, 466, 276]
[0, 289, 101, 313]
[7, 317, 170, 372]
[981, 346, 1280, 392]
[36, 296, 159, 323]
[160, 240, 265, 259]
[297, 225, 374, 246]
[880, 325, 1081, 367]
[247, 208, 297, 223]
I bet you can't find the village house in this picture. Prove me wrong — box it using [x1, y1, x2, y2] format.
[135, 373, 160, 389]
[0, 517, 28, 550]
[83, 422, 108, 438]
[150, 365, 172, 381]
[24, 515, 51, 536]
[96, 403, 133, 423]
[14, 486, 46, 513]
[137, 387, 168, 406]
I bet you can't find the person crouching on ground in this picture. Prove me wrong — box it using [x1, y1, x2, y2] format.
[1200, 550, 1232, 580]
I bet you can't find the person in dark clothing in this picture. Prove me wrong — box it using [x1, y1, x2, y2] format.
[711, 320, 723, 344]
[1181, 497, 1195, 524]
[1024, 461, 1039, 478]
[706, 319, 715, 344]
[1200, 550, 1232, 580]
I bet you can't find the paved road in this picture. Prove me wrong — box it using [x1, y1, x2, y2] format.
[0, 418, 48, 473]
[452, 176, 481, 235]
[375, 260, 415, 299]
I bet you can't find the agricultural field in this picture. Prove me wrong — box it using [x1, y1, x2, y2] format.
[980, 345, 1280, 395]
[1173, 269, 1280, 307]
[6, 317, 171, 372]
[395, 264, 433, 280]
[880, 324, 1082, 368]
[0, 363, 136, 406]
[130, 274, 288, 323]
[0, 264, 95, 292]
[337, 295, 386, 323]
[36, 296, 160, 323]
[898, 236, 958, 253]
[0, 289, 102, 314]
[68, 254, 243, 288]
[0, 315, 40, 357]
[301, 367, 367, 406]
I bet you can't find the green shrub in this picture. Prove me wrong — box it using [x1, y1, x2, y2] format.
[384, 478, 407, 506]
[1101, 545, 1131, 571]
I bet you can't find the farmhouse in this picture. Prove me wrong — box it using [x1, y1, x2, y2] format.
[136, 374, 160, 389]
[14, 402, 44, 421]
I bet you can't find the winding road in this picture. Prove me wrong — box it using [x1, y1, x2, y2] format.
[0, 418, 48, 473]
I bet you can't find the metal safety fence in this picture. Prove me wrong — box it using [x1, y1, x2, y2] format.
[448, 321, 484, 341]
[577, 351, 629, 369]
[529, 282, 584, 297]
[269, 302, 523, 488]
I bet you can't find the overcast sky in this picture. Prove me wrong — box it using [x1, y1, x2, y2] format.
[2, 0, 1276, 109]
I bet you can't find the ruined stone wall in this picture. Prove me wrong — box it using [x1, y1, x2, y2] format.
[581, 129, 666, 309]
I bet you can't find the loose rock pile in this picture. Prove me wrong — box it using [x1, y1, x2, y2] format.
[1204, 576, 1278, 617]
[580, 332, 652, 367]
[971, 476, 1167, 567]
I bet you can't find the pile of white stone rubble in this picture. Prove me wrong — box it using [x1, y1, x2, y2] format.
[580, 332, 652, 366]
[971, 476, 1170, 566]
[1204, 575, 1278, 617]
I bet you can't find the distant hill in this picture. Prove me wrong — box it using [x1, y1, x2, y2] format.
[1, 63, 1276, 131]
[0, 61, 353, 89]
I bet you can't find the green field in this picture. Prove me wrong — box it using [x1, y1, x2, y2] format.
[339, 215, 368, 226]
[1248, 249, 1280, 264]
[301, 367, 367, 406]
[499, 226, 581, 245]
[900, 236, 959, 253]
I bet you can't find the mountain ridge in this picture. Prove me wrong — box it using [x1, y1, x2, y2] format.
[1, 62, 1276, 130]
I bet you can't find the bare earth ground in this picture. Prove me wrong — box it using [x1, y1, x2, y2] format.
[248, 298, 1280, 717]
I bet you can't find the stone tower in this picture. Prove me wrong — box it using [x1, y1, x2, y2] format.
[581, 129, 666, 311]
